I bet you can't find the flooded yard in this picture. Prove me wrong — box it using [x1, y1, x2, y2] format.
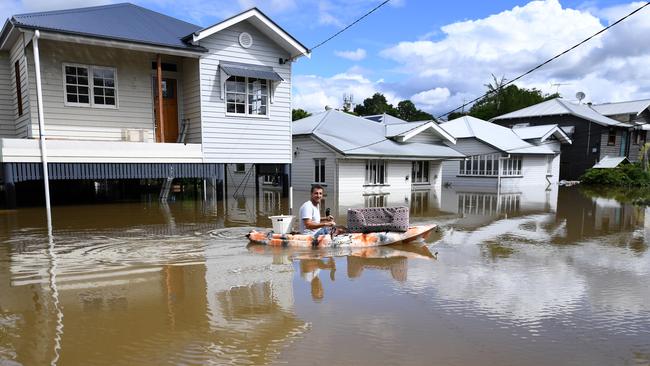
[1, 185, 650, 365]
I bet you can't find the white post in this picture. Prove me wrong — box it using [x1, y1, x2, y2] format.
[32, 30, 53, 235]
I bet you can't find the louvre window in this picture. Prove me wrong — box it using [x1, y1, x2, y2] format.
[365, 160, 386, 185]
[459, 154, 522, 176]
[314, 159, 326, 183]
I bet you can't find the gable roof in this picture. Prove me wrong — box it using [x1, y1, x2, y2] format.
[293, 110, 464, 159]
[440, 116, 556, 154]
[512, 124, 572, 144]
[4, 3, 205, 52]
[490, 98, 631, 127]
[190, 7, 309, 58]
[591, 98, 650, 117]
[385, 121, 456, 144]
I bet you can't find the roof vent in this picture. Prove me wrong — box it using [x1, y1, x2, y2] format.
[239, 32, 253, 49]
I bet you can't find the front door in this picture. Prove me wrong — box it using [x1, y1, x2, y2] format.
[154, 78, 179, 143]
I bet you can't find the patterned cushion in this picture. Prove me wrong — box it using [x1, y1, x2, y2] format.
[347, 206, 409, 233]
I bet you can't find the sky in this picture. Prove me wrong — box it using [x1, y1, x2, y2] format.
[2, 0, 649, 116]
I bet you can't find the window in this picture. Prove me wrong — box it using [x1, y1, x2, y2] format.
[546, 155, 553, 175]
[314, 159, 325, 183]
[365, 160, 386, 185]
[225, 76, 268, 116]
[64, 64, 117, 108]
[412, 161, 430, 183]
[262, 174, 275, 185]
[459, 154, 520, 176]
[364, 194, 387, 208]
[608, 129, 616, 146]
[14, 61, 23, 116]
[234, 163, 246, 173]
[635, 130, 647, 145]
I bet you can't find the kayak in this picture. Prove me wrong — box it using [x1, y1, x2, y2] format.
[246, 224, 437, 248]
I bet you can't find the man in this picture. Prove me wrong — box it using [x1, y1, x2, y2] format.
[299, 185, 336, 236]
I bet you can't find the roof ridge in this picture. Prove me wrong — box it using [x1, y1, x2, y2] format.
[463, 116, 475, 137]
[312, 110, 333, 132]
[594, 98, 650, 106]
[13, 3, 130, 19]
[553, 98, 574, 114]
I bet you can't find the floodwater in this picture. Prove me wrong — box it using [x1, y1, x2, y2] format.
[1, 185, 650, 365]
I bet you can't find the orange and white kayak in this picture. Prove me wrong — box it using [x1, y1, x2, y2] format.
[246, 224, 436, 248]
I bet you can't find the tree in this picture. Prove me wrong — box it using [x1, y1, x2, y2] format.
[353, 93, 398, 116]
[292, 108, 311, 121]
[465, 83, 559, 121]
[397, 100, 434, 121]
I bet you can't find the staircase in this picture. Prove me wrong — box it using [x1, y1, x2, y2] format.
[159, 119, 190, 201]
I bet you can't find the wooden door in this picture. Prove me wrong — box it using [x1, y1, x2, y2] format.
[154, 78, 179, 143]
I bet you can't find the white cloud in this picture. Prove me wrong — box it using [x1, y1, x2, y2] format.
[334, 48, 367, 61]
[292, 70, 403, 113]
[411, 88, 451, 107]
[373, 0, 650, 115]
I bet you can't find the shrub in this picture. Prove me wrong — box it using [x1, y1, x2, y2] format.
[580, 163, 650, 186]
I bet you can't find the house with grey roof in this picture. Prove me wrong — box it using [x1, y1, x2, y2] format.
[0, 3, 308, 206]
[291, 109, 463, 195]
[439, 116, 571, 188]
[491, 98, 634, 180]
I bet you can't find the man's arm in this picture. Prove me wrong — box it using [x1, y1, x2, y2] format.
[303, 218, 336, 230]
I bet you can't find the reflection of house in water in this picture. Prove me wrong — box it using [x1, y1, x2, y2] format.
[554, 187, 643, 243]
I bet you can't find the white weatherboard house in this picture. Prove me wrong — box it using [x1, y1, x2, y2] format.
[292, 110, 464, 217]
[439, 116, 571, 188]
[0, 3, 308, 206]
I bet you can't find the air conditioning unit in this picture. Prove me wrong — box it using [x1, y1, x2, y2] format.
[122, 128, 146, 142]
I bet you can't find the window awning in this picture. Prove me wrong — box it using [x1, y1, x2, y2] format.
[220, 65, 283, 81]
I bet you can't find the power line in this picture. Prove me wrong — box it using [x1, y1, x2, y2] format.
[437, 1, 650, 119]
[309, 0, 391, 53]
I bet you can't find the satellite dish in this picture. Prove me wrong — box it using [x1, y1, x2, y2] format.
[576, 92, 586, 103]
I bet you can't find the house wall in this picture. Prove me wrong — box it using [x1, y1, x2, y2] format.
[406, 129, 442, 144]
[198, 21, 292, 164]
[9, 36, 30, 138]
[493, 115, 610, 180]
[599, 129, 625, 159]
[441, 138, 499, 188]
[338, 159, 412, 193]
[27, 40, 155, 141]
[0, 52, 15, 137]
[182, 58, 202, 143]
[292, 136, 338, 192]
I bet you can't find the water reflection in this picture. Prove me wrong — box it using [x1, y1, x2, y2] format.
[1, 184, 650, 365]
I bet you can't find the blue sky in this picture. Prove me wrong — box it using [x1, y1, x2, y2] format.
[3, 0, 649, 115]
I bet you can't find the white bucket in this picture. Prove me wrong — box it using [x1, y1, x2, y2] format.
[269, 215, 294, 234]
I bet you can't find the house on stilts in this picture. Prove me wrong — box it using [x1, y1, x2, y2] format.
[0, 3, 308, 207]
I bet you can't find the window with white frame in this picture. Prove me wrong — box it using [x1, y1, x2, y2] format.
[412, 161, 430, 183]
[234, 163, 246, 173]
[459, 154, 522, 176]
[64, 64, 117, 107]
[365, 160, 386, 185]
[314, 159, 326, 183]
[225, 76, 268, 116]
[262, 174, 276, 185]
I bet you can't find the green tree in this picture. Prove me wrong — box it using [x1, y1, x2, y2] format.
[353, 93, 398, 116]
[397, 100, 434, 121]
[292, 108, 311, 121]
[465, 78, 559, 121]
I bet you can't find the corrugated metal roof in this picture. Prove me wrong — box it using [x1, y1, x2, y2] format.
[9, 3, 205, 51]
[591, 99, 650, 116]
[512, 124, 571, 143]
[384, 121, 429, 137]
[221, 65, 283, 81]
[592, 156, 630, 169]
[440, 116, 556, 154]
[292, 110, 464, 159]
[491, 98, 631, 127]
[363, 114, 413, 125]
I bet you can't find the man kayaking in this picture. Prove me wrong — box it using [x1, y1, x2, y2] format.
[299, 185, 338, 236]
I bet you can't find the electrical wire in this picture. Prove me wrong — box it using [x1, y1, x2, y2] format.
[437, 1, 650, 119]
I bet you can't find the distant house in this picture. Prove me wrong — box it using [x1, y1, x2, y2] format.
[439, 116, 571, 188]
[591, 98, 650, 162]
[491, 98, 632, 180]
[291, 110, 464, 195]
[0, 3, 308, 206]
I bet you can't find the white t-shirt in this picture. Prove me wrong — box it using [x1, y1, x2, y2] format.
[299, 200, 320, 234]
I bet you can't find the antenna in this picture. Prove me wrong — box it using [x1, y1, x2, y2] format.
[342, 93, 354, 111]
[576, 91, 586, 104]
[550, 82, 571, 95]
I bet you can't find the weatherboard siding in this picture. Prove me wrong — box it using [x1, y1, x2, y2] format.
[0, 52, 15, 137]
[599, 130, 624, 159]
[26, 40, 155, 141]
[406, 130, 443, 144]
[182, 58, 202, 143]
[198, 21, 292, 164]
[292, 136, 338, 192]
[9, 37, 30, 138]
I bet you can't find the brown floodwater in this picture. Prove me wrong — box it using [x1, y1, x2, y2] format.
[1, 185, 650, 365]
